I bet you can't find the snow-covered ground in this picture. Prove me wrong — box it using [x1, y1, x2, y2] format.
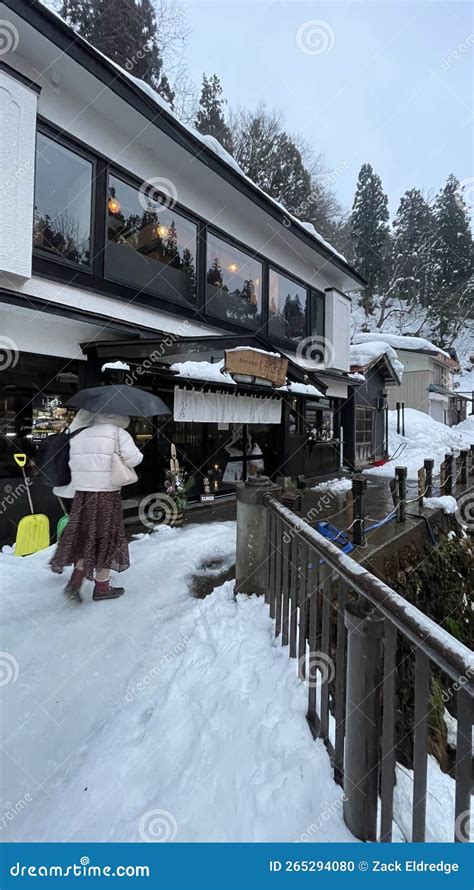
[0, 523, 355, 843]
[0, 520, 468, 843]
[365, 408, 474, 480]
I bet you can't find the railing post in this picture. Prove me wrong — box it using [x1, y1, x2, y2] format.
[424, 458, 434, 498]
[470, 444, 474, 477]
[395, 466, 407, 521]
[235, 476, 280, 596]
[444, 453, 454, 495]
[343, 604, 384, 842]
[351, 476, 366, 546]
[460, 449, 469, 484]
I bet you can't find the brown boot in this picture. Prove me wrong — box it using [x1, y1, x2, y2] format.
[92, 578, 125, 601]
[64, 567, 85, 601]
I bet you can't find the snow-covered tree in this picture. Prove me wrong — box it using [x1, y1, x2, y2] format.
[431, 175, 473, 347]
[195, 74, 233, 154]
[60, 0, 175, 107]
[391, 189, 437, 308]
[350, 163, 390, 314]
[230, 106, 312, 214]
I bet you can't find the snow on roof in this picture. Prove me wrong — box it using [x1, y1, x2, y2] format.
[43, 2, 351, 272]
[278, 382, 325, 398]
[101, 361, 131, 373]
[170, 359, 236, 385]
[230, 346, 281, 357]
[353, 332, 451, 358]
[349, 341, 404, 382]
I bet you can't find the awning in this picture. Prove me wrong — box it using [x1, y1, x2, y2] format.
[174, 386, 282, 424]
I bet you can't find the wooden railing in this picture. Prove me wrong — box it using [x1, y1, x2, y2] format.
[260, 492, 473, 843]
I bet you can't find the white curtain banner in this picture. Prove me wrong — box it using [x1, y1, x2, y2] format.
[174, 387, 282, 424]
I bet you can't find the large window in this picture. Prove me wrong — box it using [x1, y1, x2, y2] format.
[268, 270, 306, 343]
[206, 233, 262, 330]
[33, 133, 93, 267]
[106, 175, 198, 306]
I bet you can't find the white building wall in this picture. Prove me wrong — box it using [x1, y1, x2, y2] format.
[0, 68, 38, 280]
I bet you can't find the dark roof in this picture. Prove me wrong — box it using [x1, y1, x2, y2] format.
[8, 0, 365, 287]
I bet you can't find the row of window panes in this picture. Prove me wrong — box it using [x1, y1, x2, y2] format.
[32, 133, 323, 343]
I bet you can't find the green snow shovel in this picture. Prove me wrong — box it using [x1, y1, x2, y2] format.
[56, 497, 69, 541]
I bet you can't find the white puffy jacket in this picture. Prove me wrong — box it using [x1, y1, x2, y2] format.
[69, 414, 143, 493]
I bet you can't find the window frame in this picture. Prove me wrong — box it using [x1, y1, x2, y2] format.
[33, 120, 326, 342]
[33, 123, 97, 273]
[267, 265, 309, 346]
[204, 227, 264, 331]
[104, 168, 200, 308]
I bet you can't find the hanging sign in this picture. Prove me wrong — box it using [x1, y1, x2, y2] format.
[224, 349, 288, 387]
[174, 387, 282, 424]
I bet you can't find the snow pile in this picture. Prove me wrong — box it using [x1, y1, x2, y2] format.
[350, 341, 404, 381]
[312, 477, 353, 495]
[444, 709, 474, 756]
[101, 361, 131, 372]
[455, 413, 474, 436]
[279, 382, 324, 398]
[170, 358, 236, 385]
[365, 408, 474, 479]
[0, 522, 356, 843]
[423, 496, 457, 514]
[394, 756, 472, 843]
[353, 332, 451, 359]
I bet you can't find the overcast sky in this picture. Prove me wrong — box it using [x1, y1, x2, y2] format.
[181, 0, 473, 218]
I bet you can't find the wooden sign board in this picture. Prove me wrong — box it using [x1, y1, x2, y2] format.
[224, 349, 288, 387]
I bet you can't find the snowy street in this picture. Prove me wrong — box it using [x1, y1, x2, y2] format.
[0, 522, 355, 843]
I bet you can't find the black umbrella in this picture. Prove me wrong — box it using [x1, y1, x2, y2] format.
[67, 384, 171, 417]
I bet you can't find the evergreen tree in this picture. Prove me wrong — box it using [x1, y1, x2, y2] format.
[195, 74, 233, 154]
[431, 175, 473, 346]
[61, 0, 175, 107]
[391, 188, 437, 308]
[350, 163, 390, 314]
[231, 107, 312, 214]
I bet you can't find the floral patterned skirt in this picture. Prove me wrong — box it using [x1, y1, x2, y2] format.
[50, 491, 129, 580]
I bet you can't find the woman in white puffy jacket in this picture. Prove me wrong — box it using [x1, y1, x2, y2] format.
[51, 414, 143, 601]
